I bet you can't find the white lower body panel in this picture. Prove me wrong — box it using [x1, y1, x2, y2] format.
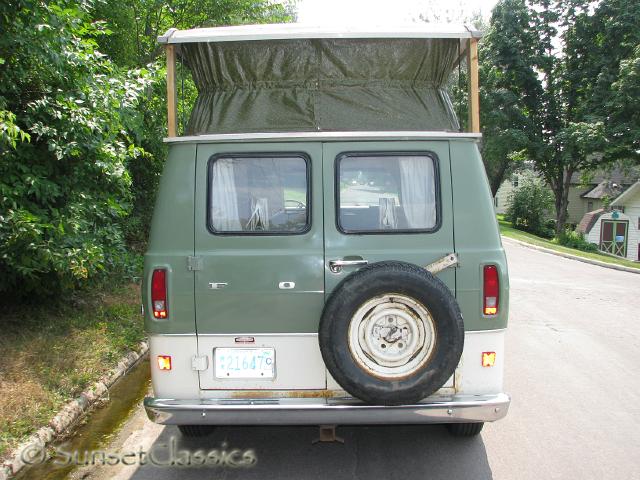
[148, 329, 505, 399]
[456, 329, 506, 395]
[198, 335, 326, 390]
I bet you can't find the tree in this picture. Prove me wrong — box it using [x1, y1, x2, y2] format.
[609, 46, 640, 162]
[0, 0, 151, 296]
[92, 0, 295, 67]
[448, 3, 541, 196]
[479, 0, 639, 235]
[533, 0, 640, 235]
[0, 0, 295, 299]
[90, 0, 295, 247]
[0, 110, 30, 149]
[477, 0, 541, 195]
[564, 0, 640, 165]
[506, 177, 554, 237]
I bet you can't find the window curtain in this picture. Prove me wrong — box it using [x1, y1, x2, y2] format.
[379, 197, 398, 229]
[398, 157, 436, 229]
[235, 158, 284, 230]
[210, 158, 241, 230]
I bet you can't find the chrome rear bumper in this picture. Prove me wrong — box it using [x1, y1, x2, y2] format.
[144, 393, 510, 425]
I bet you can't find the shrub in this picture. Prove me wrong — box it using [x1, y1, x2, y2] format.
[506, 178, 554, 237]
[554, 230, 598, 252]
[0, 1, 151, 298]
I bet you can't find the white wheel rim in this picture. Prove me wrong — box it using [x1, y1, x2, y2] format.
[348, 294, 436, 379]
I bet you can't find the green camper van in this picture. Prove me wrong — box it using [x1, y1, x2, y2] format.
[143, 24, 510, 438]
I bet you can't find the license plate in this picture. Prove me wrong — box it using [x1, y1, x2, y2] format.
[214, 348, 275, 379]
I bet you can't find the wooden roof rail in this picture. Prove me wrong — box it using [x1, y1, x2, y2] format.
[165, 44, 177, 138]
[467, 37, 480, 133]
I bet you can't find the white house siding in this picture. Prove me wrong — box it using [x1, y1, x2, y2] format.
[618, 187, 640, 226]
[494, 180, 514, 214]
[494, 172, 590, 222]
[567, 186, 602, 225]
[616, 188, 640, 261]
[493, 170, 538, 215]
[586, 211, 639, 262]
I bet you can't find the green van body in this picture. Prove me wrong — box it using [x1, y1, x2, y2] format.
[143, 25, 510, 430]
[142, 134, 510, 427]
[144, 138, 508, 335]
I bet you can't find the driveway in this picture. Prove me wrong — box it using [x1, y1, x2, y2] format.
[70, 239, 640, 480]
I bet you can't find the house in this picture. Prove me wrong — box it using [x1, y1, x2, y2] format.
[493, 168, 537, 214]
[576, 181, 640, 262]
[495, 167, 639, 224]
[566, 171, 636, 225]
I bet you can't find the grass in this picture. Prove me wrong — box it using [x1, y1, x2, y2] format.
[497, 214, 640, 270]
[0, 283, 145, 460]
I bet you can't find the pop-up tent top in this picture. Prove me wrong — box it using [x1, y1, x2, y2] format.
[158, 23, 482, 137]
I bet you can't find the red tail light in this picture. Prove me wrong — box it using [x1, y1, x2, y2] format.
[151, 269, 168, 319]
[483, 265, 499, 316]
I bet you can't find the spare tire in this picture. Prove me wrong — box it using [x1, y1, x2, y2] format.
[319, 261, 464, 406]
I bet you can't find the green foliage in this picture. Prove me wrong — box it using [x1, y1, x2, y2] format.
[0, 110, 31, 149]
[564, 0, 640, 163]
[92, 0, 295, 67]
[0, 0, 151, 296]
[478, 0, 542, 195]
[0, 0, 291, 299]
[91, 0, 294, 248]
[506, 178, 554, 237]
[553, 229, 598, 252]
[610, 45, 640, 161]
[477, 0, 640, 234]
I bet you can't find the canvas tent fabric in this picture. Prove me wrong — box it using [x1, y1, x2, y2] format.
[179, 38, 461, 135]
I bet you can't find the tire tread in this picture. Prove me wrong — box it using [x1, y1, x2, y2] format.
[177, 425, 216, 437]
[319, 260, 464, 406]
[446, 422, 484, 437]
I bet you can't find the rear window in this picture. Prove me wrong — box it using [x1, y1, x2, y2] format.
[208, 155, 309, 234]
[337, 153, 439, 233]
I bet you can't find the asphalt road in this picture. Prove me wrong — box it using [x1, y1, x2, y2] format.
[72, 239, 640, 480]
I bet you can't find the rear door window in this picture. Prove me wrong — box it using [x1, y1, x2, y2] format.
[337, 153, 439, 233]
[208, 155, 309, 234]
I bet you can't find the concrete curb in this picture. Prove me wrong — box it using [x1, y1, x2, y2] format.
[502, 236, 640, 274]
[0, 340, 149, 480]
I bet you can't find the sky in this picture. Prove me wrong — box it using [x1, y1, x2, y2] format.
[295, 0, 499, 25]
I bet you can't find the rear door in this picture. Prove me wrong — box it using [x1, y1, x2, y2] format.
[194, 142, 326, 390]
[322, 141, 456, 298]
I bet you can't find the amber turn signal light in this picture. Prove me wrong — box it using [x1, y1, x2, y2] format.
[482, 351, 496, 367]
[157, 355, 172, 371]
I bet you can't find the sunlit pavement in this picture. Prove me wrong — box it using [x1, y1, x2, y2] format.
[70, 239, 640, 480]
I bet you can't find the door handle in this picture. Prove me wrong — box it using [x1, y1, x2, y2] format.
[329, 258, 368, 274]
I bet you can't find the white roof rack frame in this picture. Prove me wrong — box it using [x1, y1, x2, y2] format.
[157, 23, 481, 44]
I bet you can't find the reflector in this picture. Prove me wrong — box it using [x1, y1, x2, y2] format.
[482, 351, 496, 367]
[157, 355, 172, 370]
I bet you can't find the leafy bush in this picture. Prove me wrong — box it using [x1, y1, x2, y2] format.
[96, 0, 289, 249]
[506, 177, 555, 237]
[0, 0, 294, 301]
[553, 230, 598, 252]
[544, 218, 557, 234]
[0, 1, 151, 297]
